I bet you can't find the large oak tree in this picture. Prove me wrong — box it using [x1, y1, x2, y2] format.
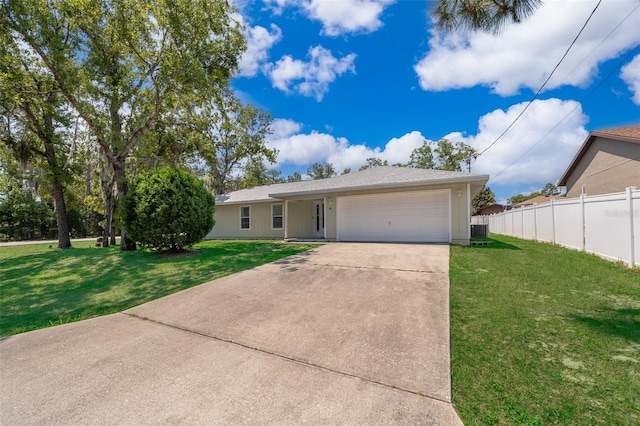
[189, 89, 276, 195]
[1, 0, 245, 249]
[0, 43, 74, 248]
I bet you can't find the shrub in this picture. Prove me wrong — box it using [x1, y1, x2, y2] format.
[0, 189, 55, 241]
[124, 167, 215, 251]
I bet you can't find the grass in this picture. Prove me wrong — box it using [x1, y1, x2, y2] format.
[0, 240, 317, 337]
[450, 234, 640, 425]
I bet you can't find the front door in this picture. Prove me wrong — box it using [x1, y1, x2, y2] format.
[314, 201, 325, 238]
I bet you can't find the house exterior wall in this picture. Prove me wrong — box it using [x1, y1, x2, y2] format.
[206, 182, 477, 244]
[207, 202, 284, 239]
[286, 200, 315, 239]
[564, 137, 640, 197]
[329, 183, 471, 244]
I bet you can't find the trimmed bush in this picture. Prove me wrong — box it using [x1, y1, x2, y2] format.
[124, 167, 215, 251]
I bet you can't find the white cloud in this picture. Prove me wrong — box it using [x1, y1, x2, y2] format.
[264, 0, 394, 35]
[620, 53, 640, 105]
[304, 0, 395, 36]
[269, 99, 588, 187]
[238, 23, 282, 77]
[268, 131, 348, 166]
[267, 46, 356, 101]
[376, 131, 426, 165]
[263, 0, 294, 15]
[267, 122, 427, 172]
[270, 118, 303, 138]
[415, 1, 640, 96]
[448, 98, 588, 185]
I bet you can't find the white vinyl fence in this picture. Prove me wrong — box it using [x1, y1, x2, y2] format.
[473, 187, 640, 268]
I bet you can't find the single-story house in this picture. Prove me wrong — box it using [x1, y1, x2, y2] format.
[558, 124, 640, 197]
[514, 195, 562, 208]
[473, 203, 505, 216]
[207, 166, 489, 244]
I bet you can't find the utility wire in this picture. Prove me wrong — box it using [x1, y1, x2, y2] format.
[583, 154, 640, 179]
[554, 3, 640, 90]
[487, 46, 639, 184]
[477, 0, 603, 157]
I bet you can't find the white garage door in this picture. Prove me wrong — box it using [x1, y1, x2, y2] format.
[336, 189, 450, 242]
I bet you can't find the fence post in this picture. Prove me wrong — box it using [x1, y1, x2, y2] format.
[627, 186, 636, 268]
[551, 199, 556, 245]
[511, 210, 515, 237]
[533, 203, 538, 241]
[580, 193, 586, 253]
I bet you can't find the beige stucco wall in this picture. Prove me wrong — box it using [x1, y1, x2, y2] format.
[565, 137, 640, 197]
[207, 202, 284, 239]
[286, 200, 315, 239]
[206, 183, 478, 244]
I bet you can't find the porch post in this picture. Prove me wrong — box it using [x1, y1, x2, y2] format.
[323, 197, 327, 239]
[284, 200, 289, 240]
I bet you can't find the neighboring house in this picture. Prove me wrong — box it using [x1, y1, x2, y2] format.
[207, 166, 489, 244]
[473, 203, 505, 216]
[514, 195, 562, 208]
[558, 125, 640, 197]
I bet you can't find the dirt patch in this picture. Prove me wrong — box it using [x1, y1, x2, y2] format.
[562, 357, 584, 370]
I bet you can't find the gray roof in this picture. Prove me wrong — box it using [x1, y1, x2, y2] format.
[216, 166, 489, 205]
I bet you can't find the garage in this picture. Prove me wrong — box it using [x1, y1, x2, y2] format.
[336, 189, 450, 243]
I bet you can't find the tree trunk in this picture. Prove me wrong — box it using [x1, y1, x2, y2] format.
[84, 147, 92, 196]
[52, 181, 71, 248]
[102, 181, 113, 247]
[42, 93, 71, 249]
[114, 157, 136, 251]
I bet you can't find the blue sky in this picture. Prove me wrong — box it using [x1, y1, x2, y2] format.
[231, 0, 640, 202]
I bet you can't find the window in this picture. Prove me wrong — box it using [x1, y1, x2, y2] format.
[272, 204, 283, 229]
[240, 206, 250, 229]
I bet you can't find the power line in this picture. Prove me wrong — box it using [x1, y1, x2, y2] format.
[487, 45, 639, 184]
[477, 0, 603, 157]
[583, 154, 640, 179]
[554, 3, 640, 89]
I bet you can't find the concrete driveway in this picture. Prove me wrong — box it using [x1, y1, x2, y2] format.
[0, 243, 461, 425]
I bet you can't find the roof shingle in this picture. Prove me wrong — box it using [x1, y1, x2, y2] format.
[216, 166, 489, 204]
[591, 125, 640, 142]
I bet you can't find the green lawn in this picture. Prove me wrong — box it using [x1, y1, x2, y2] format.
[450, 234, 640, 425]
[0, 240, 317, 337]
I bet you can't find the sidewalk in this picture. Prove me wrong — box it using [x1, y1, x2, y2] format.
[0, 237, 101, 247]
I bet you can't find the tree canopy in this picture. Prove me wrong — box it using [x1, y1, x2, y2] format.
[191, 90, 276, 195]
[408, 139, 478, 172]
[359, 157, 388, 171]
[1, 0, 245, 249]
[307, 162, 336, 180]
[507, 182, 561, 205]
[432, 0, 543, 34]
[472, 186, 496, 211]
